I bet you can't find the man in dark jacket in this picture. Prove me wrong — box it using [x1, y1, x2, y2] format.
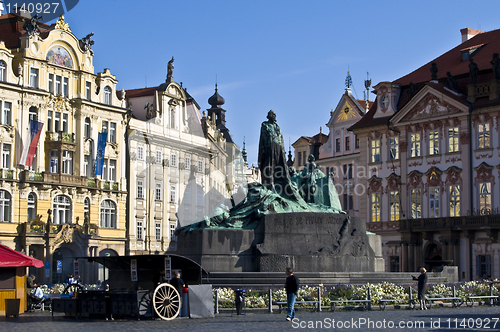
[285, 267, 299, 321]
[170, 272, 185, 317]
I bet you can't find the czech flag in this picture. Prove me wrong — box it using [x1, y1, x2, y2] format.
[19, 119, 44, 167]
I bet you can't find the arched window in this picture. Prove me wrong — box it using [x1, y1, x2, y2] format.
[0, 60, 6, 82]
[28, 106, 38, 122]
[100, 200, 116, 228]
[84, 117, 91, 138]
[27, 193, 37, 221]
[52, 195, 71, 224]
[0, 190, 11, 222]
[103, 86, 111, 105]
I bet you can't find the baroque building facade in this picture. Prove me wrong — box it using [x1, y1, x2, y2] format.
[125, 78, 238, 255]
[0, 13, 128, 283]
[350, 28, 500, 280]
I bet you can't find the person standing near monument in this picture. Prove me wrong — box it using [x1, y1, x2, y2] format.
[412, 267, 428, 310]
[284, 267, 299, 321]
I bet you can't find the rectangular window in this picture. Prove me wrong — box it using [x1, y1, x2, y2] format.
[298, 152, 302, 166]
[29, 68, 38, 88]
[55, 75, 61, 95]
[410, 133, 421, 157]
[137, 220, 143, 241]
[170, 185, 176, 203]
[448, 127, 459, 152]
[389, 191, 400, 221]
[390, 256, 400, 272]
[389, 136, 399, 160]
[137, 180, 144, 199]
[62, 151, 73, 174]
[170, 224, 177, 241]
[109, 159, 116, 182]
[342, 188, 353, 210]
[198, 160, 203, 173]
[429, 187, 440, 218]
[170, 154, 177, 167]
[2, 102, 11, 125]
[137, 146, 144, 160]
[479, 182, 491, 213]
[185, 156, 191, 170]
[476, 255, 491, 278]
[47, 111, 53, 132]
[49, 151, 58, 173]
[109, 122, 116, 143]
[156, 151, 162, 164]
[84, 119, 91, 138]
[302, 152, 307, 166]
[155, 183, 162, 201]
[102, 159, 108, 181]
[155, 222, 161, 241]
[54, 112, 61, 132]
[429, 130, 439, 155]
[2, 144, 11, 168]
[410, 188, 421, 219]
[371, 192, 381, 222]
[478, 123, 490, 149]
[83, 155, 90, 177]
[355, 135, 360, 149]
[62, 113, 68, 133]
[370, 140, 380, 162]
[102, 121, 108, 134]
[449, 185, 460, 217]
[85, 81, 91, 100]
[63, 77, 68, 97]
[48, 74, 54, 93]
[345, 136, 350, 151]
[342, 163, 353, 179]
[336, 138, 341, 153]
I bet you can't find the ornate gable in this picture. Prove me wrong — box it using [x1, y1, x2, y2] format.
[335, 100, 361, 123]
[402, 93, 461, 121]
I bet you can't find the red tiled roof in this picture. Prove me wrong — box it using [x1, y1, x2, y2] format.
[348, 98, 389, 131]
[125, 87, 156, 98]
[0, 13, 53, 49]
[351, 28, 500, 131]
[396, 28, 500, 86]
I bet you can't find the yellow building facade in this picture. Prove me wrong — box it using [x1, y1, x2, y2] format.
[0, 13, 127, 283]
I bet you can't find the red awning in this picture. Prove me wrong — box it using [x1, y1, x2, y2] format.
[0, 244, 44, 268]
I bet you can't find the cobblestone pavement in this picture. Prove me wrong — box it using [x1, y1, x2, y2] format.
[2, 306, 500, 332]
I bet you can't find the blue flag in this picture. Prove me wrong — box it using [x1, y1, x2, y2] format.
[95, 132, 107, 176]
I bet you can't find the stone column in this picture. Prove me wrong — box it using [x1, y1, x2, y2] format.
[402, 242, 409, 272]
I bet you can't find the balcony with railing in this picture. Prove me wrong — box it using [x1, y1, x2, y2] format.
[19, 170, 121, 191]
[45, 131, 75, 143]
[0, 169, 15, 179]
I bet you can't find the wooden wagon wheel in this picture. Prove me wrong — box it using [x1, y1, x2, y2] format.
[153, 283, 181, 320]
[63, 283, 83, 295]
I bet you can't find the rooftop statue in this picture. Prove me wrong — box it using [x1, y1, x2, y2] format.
[176, 111, 343, 234]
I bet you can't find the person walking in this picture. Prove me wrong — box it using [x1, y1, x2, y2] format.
[285, 267, 299, 321]
[169, 272, 185, 317]
[412, 267, 428, 310]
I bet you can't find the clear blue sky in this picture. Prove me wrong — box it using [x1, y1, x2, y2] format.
[3, 1, 499, 165]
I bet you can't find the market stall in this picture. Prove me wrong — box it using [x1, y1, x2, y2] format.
[0, 244, 44, 316]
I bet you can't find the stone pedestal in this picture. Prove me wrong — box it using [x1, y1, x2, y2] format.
[175, 212, 378, 273]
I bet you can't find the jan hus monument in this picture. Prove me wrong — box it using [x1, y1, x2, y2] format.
[175, 110, 381, 272]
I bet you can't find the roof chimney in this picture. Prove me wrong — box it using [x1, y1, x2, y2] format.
[460, 28, 485, 43]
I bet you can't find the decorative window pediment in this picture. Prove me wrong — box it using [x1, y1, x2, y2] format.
[402, 93, 461, 121]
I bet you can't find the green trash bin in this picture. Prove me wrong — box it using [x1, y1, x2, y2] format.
[5, 298, 20, 317]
